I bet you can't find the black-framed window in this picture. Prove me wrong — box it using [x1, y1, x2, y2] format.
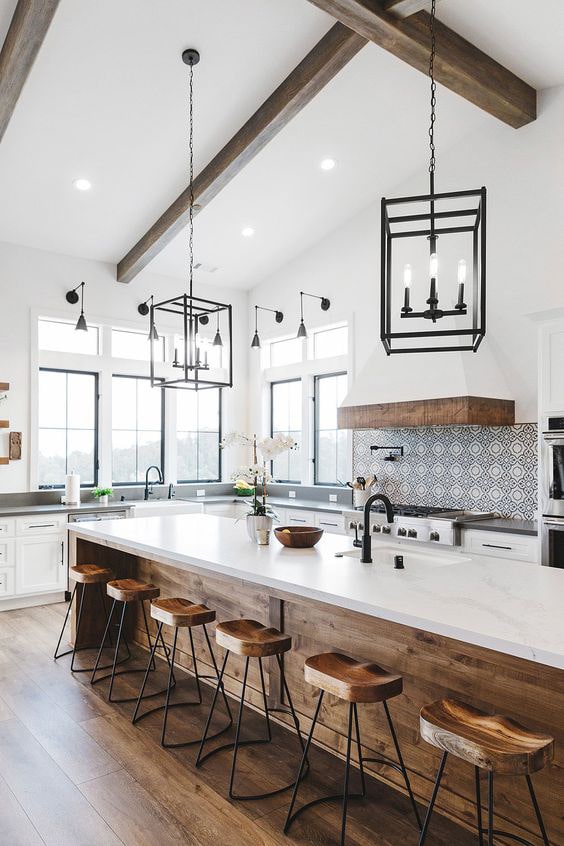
[111, 375, 164, 485]
[314, 372, 347, 485]
[177, 388, 222, 482]
[38, 368, 98, 488]
[271, 379, 302, 483]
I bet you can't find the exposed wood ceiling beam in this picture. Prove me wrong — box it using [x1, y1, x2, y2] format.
[383, 0, 432, 17]
[117, 23, 366, 284]
[0, 0, 60, 144]
[306, 0, 536, 128]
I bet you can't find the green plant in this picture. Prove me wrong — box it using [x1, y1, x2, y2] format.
[92, 487, 113, 498]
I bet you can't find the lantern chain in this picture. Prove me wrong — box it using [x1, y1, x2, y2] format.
[428, 0, 437, 189]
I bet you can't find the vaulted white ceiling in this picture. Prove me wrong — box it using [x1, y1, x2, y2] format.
[0, 0, 563, 290]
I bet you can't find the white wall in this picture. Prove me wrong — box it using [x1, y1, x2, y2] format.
[249, 85, 564, 425]
[0, 241, 249, 492]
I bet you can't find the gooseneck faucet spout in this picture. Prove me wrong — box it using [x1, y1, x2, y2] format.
[144, 465, 164, 500]
[361, 493, 394, 563]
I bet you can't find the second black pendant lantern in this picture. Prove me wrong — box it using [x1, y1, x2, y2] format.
[148, 49, 233, 390]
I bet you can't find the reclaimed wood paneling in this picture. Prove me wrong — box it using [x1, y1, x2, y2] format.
[71, 535, 563, 844]
[337, 395, 516, 429]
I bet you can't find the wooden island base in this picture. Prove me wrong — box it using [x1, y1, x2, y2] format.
[71, 535, 564, 846]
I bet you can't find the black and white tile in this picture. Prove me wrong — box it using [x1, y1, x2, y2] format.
[353, 424, 537, 519]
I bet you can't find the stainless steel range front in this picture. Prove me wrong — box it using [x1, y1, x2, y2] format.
[540, 417, 564, 567]
[342, 504, 494, 547]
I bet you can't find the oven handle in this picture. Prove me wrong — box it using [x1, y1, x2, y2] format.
[542, 520, 564, 527]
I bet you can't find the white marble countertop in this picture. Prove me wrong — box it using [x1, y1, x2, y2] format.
[69, 514, 564, 670]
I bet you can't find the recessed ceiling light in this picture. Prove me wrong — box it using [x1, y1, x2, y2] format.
[320, 158, 336, 171]
[241, 226, 255, 237]
[73, 178, 92, 191]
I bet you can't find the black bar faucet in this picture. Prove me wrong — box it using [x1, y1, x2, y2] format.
[144, 465, 163, 500]
[361, 493, 394, 563]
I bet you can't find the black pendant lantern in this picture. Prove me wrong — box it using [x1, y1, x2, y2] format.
[149, 49, 233, 391]
[251, 305, 284, 349]
[380, 0, 486, 355]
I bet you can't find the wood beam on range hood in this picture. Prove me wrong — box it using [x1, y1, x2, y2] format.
[337, 396, 515, 429]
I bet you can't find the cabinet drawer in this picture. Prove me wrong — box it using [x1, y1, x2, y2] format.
[462, 530, 538, 563]
[315, 513, 345, 534]
[0, 539, 15, 567]
[0, 519, 16, 537]
[285, 509, 316, 526]
[16, 515, 67, 536]
[0, 567, 15, 598]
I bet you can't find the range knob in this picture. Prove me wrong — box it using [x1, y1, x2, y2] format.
[429, 531, 440, 542]
[397, 527, 407, 537]
[372, 524, 382, 533]
[381, 525, 391, 534]
[407, 528, 418, 538]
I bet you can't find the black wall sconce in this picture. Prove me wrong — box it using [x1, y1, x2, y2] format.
[296, 291, 330, 339]
[138, 295, 159, 340]
[251, 305, 284, 349]
[65, 282, 88, 332]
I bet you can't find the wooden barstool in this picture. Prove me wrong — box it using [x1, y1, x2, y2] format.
[285, 652, 422, 846]
[195, 618, 307, 801]
[418, 698, 554, 846]
[90, 578, 172, 703]
[54, 564, 124, 673]
[131, 598, 233, 747]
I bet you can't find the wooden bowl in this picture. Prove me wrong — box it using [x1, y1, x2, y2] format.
[274, 525, 323, 548]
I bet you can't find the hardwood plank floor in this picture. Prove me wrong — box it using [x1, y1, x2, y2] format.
[0, 602, 478, 845]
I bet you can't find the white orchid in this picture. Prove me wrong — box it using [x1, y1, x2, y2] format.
[221, 431, 296, 517]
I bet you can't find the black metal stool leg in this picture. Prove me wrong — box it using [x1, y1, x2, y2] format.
[526, 775, 550, 846]
[108, 601, 128, 702]
[196, 649, 230, 766]
[352, 703, 367, 797]
[69, 580, 88, 672]
[228, 656, 250, 799]
[284, 690, 324, 833]
[340, 703, 354, 846]
[90, 598, 118, 683]
[132, 621, 164, 723]
[161, 626, 179, 745]
[487, 772, 494, 846]
[53, 584, 76, 660]
[475, 767, 485, 846]
[203, 625, 232, 724]
[417, 751, 448, 846]
[383, 700, 422, 829]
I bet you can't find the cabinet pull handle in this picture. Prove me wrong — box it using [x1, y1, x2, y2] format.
[482, 543, 512, 550]
[320, 522, 338, 527]
[291, 518, 307, 522]
[60, 541, 64, 565]
[28, 523, 55, 529]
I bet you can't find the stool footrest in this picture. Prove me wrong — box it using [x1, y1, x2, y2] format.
[285, 790, 366, 831]
[478, 828, 541, 846]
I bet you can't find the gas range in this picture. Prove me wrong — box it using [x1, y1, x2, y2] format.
[343, 504, 495, 547]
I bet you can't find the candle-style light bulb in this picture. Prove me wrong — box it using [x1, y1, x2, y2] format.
[456, 259, 467, 309]
[402, 264, 412, 312]
[457, 259, 467, 285]
[429, 252, 438, 279]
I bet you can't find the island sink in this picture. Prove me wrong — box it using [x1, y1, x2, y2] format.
[337, 544, 470, 568]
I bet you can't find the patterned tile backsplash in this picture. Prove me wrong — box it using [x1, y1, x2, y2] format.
[353, 424, 538, 519]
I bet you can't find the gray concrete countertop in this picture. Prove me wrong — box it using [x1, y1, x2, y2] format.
[0, 502, 134, 518]
[184, 494, 347, 514]
[461, 518, 537, 537]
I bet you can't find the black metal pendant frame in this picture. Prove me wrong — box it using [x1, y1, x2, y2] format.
[380, 186, 486, 355]
[149, 294, 233, 391]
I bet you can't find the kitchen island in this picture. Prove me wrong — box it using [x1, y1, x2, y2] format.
[68, 514, 563, 844]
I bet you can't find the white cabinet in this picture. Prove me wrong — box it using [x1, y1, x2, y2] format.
[0, 567, 15, 598]
[274, 506, 345, 534]
[539, 321, 564, 414]
[15, 535, 67, 595]
[0, 519, 15, 537]
[462, 530, 538, 563]
[285, 509, 316, 526]
[203, 501, 249, 519]
[0, 539, 15, 567]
